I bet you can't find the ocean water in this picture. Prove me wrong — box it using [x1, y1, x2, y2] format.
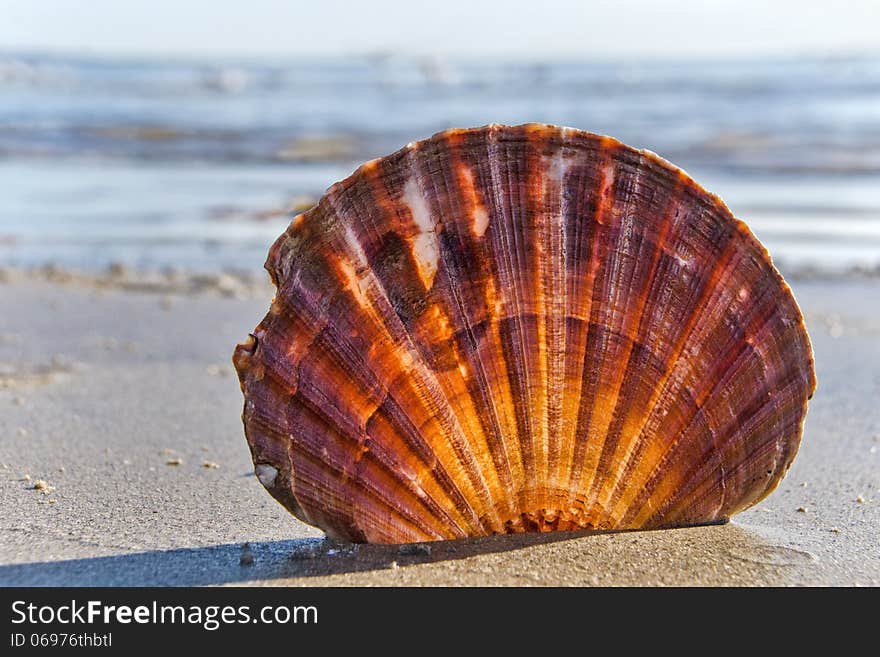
[1, 52, 879, 274]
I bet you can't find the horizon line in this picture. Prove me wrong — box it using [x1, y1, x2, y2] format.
[3, 45, 880, 65]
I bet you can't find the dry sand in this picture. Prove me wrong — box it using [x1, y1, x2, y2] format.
[0, 275, 878, 586]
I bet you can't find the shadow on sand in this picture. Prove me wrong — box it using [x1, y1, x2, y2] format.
[0, 529, 610, 586]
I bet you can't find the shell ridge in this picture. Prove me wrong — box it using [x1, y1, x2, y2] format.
[521, 128, 554, 511]
[641, 371, 794, 527]
[579, 150, 657, 513]
[709, 405, 727, 523]
[621, 261, 786, 526]
[566, 143, 617, 506]
[356, 157, 507, 534]
[487, 128, 544, 513]
[292, 436, 439, 542]
[705, 297, 788, 521]
[524, 133, 552, 510]
[359, 397, 478, 539]
[404, 143, 509, 531]
[556, 141, 598, 510]
[715, 378, 808, 517]
[236, 293, 326, 532]
[586, 167, 682, 514]
[454, 133, 525, 514]
[537, 131, 568, 493]
[308, 212, 474, 538]
[276, 331, 319, 533]
[441, 143, 527, 519]
[446, 132, 529, 518]
[670, 304, 814, 521]
[346, 435, 459, 541]
[309, 217, 449, 539]
[532, 127, 570, 510]
[322, 190, 488, 537]
[553, 138, 570, 491]
[603, 222, 743, 523]
[281, 334, 458, 541]
[484, 131, 527, 498]
[596, 202, 678, 512]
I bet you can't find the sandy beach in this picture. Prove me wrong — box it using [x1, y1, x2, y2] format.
[0, 271, 877, 587]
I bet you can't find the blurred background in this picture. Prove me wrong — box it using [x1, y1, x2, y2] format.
[2, 0, 879, 276]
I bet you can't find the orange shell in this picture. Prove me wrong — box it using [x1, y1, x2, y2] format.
[233, 124, 816, 544]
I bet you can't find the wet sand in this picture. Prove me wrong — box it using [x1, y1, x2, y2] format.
[0, 276, 877, 586]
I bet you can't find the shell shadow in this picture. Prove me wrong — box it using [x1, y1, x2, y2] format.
[0, 528, 622, 586]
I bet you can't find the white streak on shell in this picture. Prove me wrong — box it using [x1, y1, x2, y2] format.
[402, 177, 439, 289]
[458, 165, 490, 238]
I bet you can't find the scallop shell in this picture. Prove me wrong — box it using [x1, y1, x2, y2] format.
[233, 124, 816, 544]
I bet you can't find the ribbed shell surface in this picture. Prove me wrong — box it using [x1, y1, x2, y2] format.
[233, 124, 816, 544]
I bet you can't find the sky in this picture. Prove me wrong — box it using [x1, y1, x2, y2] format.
[2, 0, 879, 59]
